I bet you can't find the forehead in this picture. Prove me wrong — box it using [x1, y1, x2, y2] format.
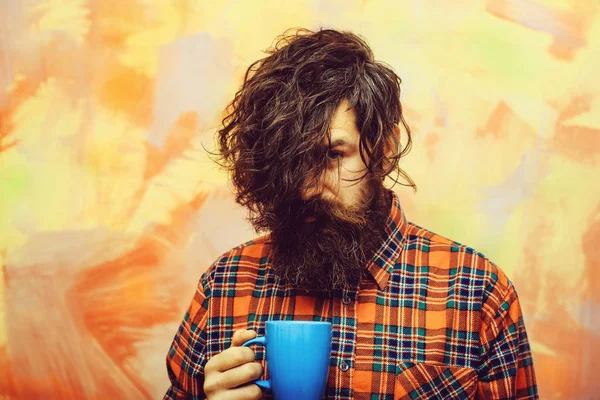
[327, 99, 360, 146]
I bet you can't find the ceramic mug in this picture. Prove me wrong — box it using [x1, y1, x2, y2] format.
[243, 320, 332, 400]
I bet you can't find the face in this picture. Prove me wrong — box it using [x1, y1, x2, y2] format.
[301, 99, 371, 210]
[269, 100, 392, 292]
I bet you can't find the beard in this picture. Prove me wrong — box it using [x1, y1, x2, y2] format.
[269, 178, 391, 292]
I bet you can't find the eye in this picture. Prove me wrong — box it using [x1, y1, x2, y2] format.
[327, 150, 343, 160]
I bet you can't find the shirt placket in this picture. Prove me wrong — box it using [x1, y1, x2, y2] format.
[331, 288, 357, 399]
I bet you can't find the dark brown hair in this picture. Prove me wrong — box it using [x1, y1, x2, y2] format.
[216, 28, 416, 231]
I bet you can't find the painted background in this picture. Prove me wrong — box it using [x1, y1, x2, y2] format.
[0, 0, 599, 398]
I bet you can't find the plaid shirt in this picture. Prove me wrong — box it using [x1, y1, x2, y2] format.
[164, 191, 538, 399]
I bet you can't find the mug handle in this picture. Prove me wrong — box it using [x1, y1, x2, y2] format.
[242, 336, 271, 390]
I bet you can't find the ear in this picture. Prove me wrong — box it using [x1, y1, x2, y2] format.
[382, 124, 401, 166]
[385, 124, 401, 157]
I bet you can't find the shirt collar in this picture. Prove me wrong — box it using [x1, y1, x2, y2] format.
[366, 190, 409, 290]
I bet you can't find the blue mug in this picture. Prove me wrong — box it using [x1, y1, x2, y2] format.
[243, 320, 332, 400]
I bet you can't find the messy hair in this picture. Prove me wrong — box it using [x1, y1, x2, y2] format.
[216, 28, 416, 231]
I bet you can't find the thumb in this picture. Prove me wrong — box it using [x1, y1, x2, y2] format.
[231, 329, 258, 347]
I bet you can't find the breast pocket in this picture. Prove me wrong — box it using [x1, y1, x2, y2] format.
[394, 362, 478, 400]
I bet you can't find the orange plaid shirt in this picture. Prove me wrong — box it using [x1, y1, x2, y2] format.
[164, 191, 538, 399]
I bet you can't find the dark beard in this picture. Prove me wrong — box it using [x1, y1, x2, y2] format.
[269, 180, 391, 292]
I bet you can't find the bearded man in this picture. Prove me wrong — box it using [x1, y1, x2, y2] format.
[164, 28, 538, 400]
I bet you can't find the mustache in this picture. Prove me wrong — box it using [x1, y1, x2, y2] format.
[290, 197, 368, 226]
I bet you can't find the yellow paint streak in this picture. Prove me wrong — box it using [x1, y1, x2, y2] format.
[29, 0, 91, 43]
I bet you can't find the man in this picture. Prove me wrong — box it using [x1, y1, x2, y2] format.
[164, 28, 538, 399]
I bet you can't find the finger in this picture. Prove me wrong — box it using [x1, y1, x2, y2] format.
[206, 346, 256, 373]
[232, 329, 257, 347]
[221, 382, 264, 400]
[218, 361, 263, 389]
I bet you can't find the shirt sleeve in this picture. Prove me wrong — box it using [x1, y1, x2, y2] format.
[163, 274, 211, 400]
[477, 276, 539, 399]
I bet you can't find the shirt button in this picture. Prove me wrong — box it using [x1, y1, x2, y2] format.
[342, 296, 352, 305]
[339, 361, 350, 372]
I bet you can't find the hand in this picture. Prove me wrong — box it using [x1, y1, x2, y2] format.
[204, 329, 264, 400]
